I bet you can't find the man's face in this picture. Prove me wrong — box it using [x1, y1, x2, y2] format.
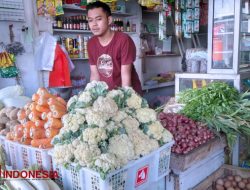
[87, 7, 112, 36]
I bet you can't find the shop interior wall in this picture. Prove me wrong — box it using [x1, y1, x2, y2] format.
[0, 0, 40, 97]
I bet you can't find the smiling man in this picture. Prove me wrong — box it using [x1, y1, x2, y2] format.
[86, 1, 142, 95]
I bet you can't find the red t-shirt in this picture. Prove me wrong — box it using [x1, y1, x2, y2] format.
[87, 32, 142, 95]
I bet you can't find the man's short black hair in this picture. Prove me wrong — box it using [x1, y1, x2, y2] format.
[86, 1, 112, 17]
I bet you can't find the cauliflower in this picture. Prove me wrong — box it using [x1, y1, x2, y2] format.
[105, 121, 119, 133]
[93, 96, 118, 117]
[75, 107, 92, 115]
[127, 129, 159, 158]
[85, 80, 108, 91]
[74, 142, 101, 167]
[122, 86, 135, 95]
[94, 153, 122, 173]
[147, 121, 164, 140]
[108, 134, 135, 164]
[78, 91, 92, 104]
[161, 129, 173, 143]
[111, 111, 128, 123]
[136, 108, 157, 123]
[62, 112, 85, 132]
[82, 127, 108, 145]
[72, 137, 82, 148]
[85, 109, 108, 127]
[67, 95, 78, 111]
[53, 144, 75, 165]
[85, 80, 108, 99]
[106, 89, 125, 108]
[122, 116, 139, 134]
[107, 89, 124, 99]
[126, 93, 142, 109]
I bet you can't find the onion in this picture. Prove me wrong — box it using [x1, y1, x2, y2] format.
[238, 181, 246, 189]
[215, 184, 225, 190]
[227, 175, 234, 181]
[246, 183, 250, 190]
[224, 180, 232, 188]
[216, 178, 224, 186]
[234, 175, 242, 182]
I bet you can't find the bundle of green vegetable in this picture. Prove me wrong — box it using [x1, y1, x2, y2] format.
[177, 82, 250, 149]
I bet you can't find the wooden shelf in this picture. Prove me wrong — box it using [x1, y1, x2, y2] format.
[141, 32, 158, 35]
[53, 29, 136, 35]
[142, 10, 161, 13]
[53, 29, 92, 33]
[71, 58, 88, 61]
[142, 81, 175, 90]
[145, 53, 180, 57]
[62, 4, 133, 16]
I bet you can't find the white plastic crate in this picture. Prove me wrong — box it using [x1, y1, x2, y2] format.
[52, 141, 174, 190]
[0, 135, 10, 165]
[6, 140, 22, 169]
[5, 140, 53, 171]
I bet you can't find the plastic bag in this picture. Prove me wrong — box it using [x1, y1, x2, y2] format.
[2, 96, 31, 108]
[0, 85, 24, 101]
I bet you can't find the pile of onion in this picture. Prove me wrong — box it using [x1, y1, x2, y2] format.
[158, 113, 214, 154]
[215, 175, 250, 190]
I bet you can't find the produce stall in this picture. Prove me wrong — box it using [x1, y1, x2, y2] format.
[1, 0, 250, 190]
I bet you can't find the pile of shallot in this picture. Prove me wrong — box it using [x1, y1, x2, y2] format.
[158, 112, 214, 154]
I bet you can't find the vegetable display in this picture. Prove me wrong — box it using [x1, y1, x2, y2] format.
[158, 112, 214, 154]
[5, 88, 66, 149]
[52, 81, 173, 179]
[177, 82, 250, 149]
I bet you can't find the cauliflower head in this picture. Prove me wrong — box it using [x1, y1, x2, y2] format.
[136, 108, 157, 123]
[111, 111, 128, 123]
[147, 121, 164, 140]
[62, 112, 85, 132]
[122, 116, 140, 134]
[93, 96, 118, 117]
[53, 144, 75, 165]
[67, 95, 78, 111]
[78, 91, 92, 104]
[82, 127, 108, 145]
[85, 80, 108, 91]
[74, 142, 101, 167]
[85, 109, 108, 127]
[108, 134, 135, 164]
[162, 129, 173, 143]
[127, 129, 159, 158]
[126, 93, 142, 109]
[94, 153, 122, 173]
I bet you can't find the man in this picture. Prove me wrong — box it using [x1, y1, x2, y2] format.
[86, 1, 142, 95]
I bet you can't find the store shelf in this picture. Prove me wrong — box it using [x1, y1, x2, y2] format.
[142, 10, 161, 13]
[141, 32, 158, 35]
[53, 29, 136, 35]
[53, 29, 92, 33]
[213, 50, 233, 54]
[214, 18, 234, 24]
[62, 4, 133, 16]
[71, 58, 88, 61]
[214, 32, 234, 36]
[142, 81, 175, 90]
[145, 53, 180, 57]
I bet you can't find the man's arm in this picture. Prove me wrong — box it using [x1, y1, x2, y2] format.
[121, 64, 132, 87]
[90, 65, 100, 81]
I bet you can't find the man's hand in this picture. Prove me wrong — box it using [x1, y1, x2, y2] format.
[90, 65, 100, 81]
[121, 64, 132, 87]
